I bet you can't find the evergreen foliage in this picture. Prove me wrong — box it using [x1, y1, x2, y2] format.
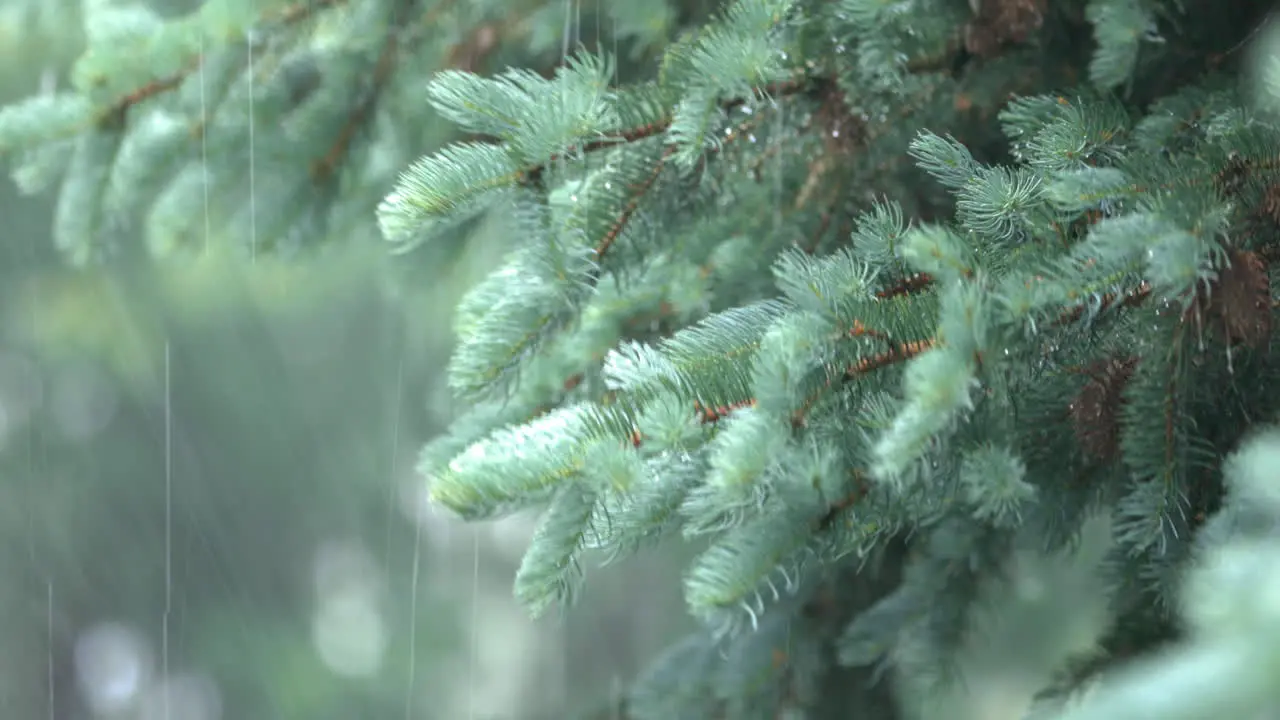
[6, 0, 1280, 717]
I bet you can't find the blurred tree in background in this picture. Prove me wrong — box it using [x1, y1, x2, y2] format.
[0, 0, 692, 718]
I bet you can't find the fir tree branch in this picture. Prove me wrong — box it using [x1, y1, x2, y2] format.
[589, 109, 768, 270]
[1056, 280, 1151, 325]
[589, 145, 673, 267]
[876, 273, 935, 299]
[789, 277, 1155, 429]
[104, 0, 350, 124]
[522, 75, 826, 184]
[102, 62, 198, 123]
[401, 3, 1280, 715]
[313, 0, 528, 183]
[311, 0, 421, 181]
[613, 273, 1155, 457]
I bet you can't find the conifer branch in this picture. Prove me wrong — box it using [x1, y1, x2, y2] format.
[788, 278, 1157, 428]
[102, 63, 198, 123]
[590, 146, 673, 265]
[614, 274, 1160, 457]
[876, 273, 935, 299]
[311, 0, 419, 181]
[103, 0, 350, 124]
[590, 111, 769, 269]
[1056, 280, 1152, 325]
[521, 75, 824, 184]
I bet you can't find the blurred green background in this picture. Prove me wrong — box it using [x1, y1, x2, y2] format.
[0, 2, 692, 718]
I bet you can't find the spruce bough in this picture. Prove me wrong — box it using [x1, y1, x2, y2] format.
[390, 1, 1280, 716]
[7, 0, 1280, 716]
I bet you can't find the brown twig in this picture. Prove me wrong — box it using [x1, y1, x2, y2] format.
[310, 5, 408, 181]
[586, 110, 768, 270]
[592, 146, 675, 262]
[101, 65, 197, 122]
[520, 76, 824, 184]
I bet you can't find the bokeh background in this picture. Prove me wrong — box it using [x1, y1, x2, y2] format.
[0, 1, 694, 717]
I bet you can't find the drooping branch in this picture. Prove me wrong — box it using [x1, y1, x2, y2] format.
[102, 0, 350, 124]
[311, 0, 419, 181]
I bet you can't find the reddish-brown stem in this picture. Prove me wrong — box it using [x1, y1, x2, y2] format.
[311, 8, 405, 181]
[520, 76, 823, 184]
